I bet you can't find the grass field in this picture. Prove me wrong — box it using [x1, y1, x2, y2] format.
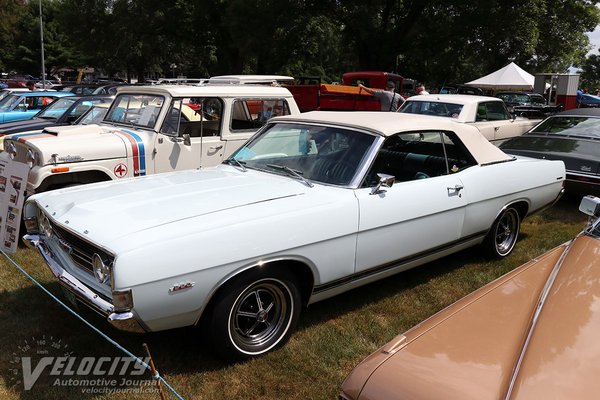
[0, 194, 589, 400]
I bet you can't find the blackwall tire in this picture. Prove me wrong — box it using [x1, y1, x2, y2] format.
[483, 207, 521, 258]
[210, 269, 301, 360]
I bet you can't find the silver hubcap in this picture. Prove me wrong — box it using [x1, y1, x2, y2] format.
[230, 281, 290, 352]
[495, 210, 518, 255]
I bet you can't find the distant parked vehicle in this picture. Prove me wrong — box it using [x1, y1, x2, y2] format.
[496, 91, 562, 118]
[398, 94, 540, 143]
[578, 93, 600, 108]
[438, 84, 484, 96]
[0, 91, 73, 123]
[0, 95, 113, 137]
[500, 107, 600, 195]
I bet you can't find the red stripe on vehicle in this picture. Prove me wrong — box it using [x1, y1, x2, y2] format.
[17, 134, 55, 142]
[115, 131, 141, 177]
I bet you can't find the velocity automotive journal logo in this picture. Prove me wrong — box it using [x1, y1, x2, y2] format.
[9, 335, 157, 394]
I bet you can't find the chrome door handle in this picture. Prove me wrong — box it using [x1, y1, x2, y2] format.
[209, 145, 223, 151]
[447, 184, 464, 194]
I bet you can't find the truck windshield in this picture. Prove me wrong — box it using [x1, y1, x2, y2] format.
[105, 94, 164, 129]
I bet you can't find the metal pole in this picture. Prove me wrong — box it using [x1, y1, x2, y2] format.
[39, 0, 46, 89]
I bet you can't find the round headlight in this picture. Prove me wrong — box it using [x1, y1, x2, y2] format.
[37, 209, 52, 238]
[26, 149, 36, 168]
[6, 142, 17, 160]
[92, 253, 111, 284]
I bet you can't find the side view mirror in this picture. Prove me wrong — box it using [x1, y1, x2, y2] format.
[370, 173, 395, 195]
[183, 133, 191, 146]
[580, 195, 600, 218]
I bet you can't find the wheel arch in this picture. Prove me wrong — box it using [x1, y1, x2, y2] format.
[487, 199, 529, 233]
[195, 258, 316, 327]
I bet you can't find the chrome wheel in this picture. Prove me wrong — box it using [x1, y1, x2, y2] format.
[229, 279, 292, 353]
[485, 207, 520, 258]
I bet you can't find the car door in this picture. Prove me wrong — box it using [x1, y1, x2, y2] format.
[479, 100, 521, 142]
[353, 131, 471, 273]
[154, 97, 227, 172]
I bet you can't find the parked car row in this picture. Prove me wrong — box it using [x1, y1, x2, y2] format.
[1, 79, 595, 397]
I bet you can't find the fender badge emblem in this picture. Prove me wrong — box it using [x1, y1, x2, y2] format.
[169, 282, 195, 293]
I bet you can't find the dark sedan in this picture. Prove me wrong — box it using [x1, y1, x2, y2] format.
[0, 95, 113, 137]
[500, 108, 600, 195]
[496, 91, 562, 118]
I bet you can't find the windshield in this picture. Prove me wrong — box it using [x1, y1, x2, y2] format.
[398, 100, 464, 118]
[34, 97, 77, 119]
[229, 122, 378, 186]
[0, 94, 21, 111]
[77, 106, 109, 125]
[105, 94, 164, 129]
[531, 116, 600, 139]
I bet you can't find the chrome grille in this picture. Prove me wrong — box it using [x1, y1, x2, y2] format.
[48, 218, 114, 274]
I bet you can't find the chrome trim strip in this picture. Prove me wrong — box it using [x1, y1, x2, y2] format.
[23, 234, 145, 333]
[313, 230, 487, 294]
[504, 238, 575, 400]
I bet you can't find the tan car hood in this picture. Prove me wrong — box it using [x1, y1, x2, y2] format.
[344, 234, 600, 400]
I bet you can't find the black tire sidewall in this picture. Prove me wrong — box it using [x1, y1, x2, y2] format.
[210, 268, 301, 360]
[484, 207, 521, 258]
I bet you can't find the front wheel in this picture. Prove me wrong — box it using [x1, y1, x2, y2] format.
[210, 269, 301, 360]
[483, 207, 521, 258]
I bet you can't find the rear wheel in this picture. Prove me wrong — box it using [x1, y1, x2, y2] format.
[210, 269, 301, 360]
[483, 207, 520, 258]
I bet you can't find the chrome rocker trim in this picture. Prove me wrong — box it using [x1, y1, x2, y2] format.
[23, 233, 145, 333]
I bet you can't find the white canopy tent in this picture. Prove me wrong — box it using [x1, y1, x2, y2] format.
[466, 62, 535, 91]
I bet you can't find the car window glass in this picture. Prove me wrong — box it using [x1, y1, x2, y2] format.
[232, 122, 377, 186]
[483, 101, 509, 121]
[531, 116, 600, 138]
[37, 97, 77, 118]
[160, 97, 223, 137]
[398, 101, 463, 118]
[78, 106, 109, 125]
[363, 131, 476, 186]
[231, 98, 291, 131]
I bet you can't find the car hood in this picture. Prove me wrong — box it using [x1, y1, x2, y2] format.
[343, 233, 600, 400]
[31, 166, 313, 249]
[0, 118, 60, 136]
[5, 124, 148, 164]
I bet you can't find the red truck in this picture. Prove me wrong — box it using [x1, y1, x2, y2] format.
[285, 71, 416, 112]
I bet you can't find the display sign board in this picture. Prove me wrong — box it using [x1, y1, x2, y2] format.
[0, 158, 29, 254]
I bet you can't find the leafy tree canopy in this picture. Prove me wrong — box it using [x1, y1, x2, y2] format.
[0, 0, 598, 88]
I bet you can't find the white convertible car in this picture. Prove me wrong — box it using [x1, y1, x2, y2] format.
[399, 94, 541, 143]
[23, 112, 565, 359]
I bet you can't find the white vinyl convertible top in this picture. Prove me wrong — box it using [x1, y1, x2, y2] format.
[271, 111, 513, 165]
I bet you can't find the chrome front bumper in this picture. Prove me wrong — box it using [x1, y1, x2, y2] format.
[23, 233, 145, 333]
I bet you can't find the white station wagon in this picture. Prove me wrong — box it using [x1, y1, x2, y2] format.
[23, 112, 565, 359]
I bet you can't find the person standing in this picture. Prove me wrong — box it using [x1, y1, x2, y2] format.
[358, 81, 404, 111]
[416, 84, 430, 95]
